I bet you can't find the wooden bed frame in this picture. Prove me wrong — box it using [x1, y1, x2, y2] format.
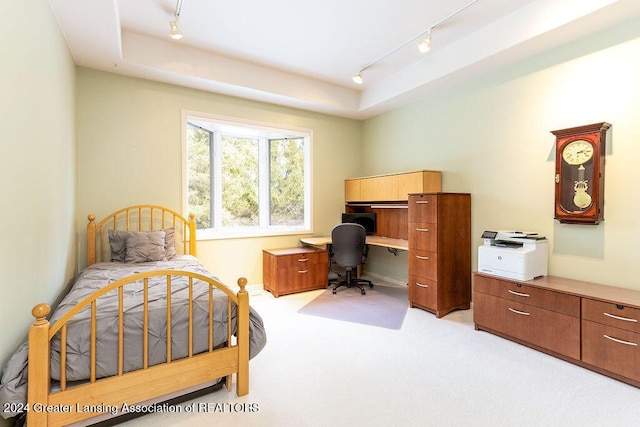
[26, 205, 250, 426]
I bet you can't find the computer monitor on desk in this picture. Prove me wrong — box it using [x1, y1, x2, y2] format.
[341, 213, 376, 235]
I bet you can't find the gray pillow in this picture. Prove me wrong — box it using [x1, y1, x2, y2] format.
[164, 227, 177, 259]
[108, 229, 130, 263]
[125, 230, 167, 263]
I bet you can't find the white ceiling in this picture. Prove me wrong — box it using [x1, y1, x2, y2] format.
[48, 0, 640, 119]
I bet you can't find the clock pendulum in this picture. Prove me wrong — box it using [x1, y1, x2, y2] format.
[573, 164, 591, 209]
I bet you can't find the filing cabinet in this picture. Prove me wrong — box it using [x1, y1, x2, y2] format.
[474, 272, 640, 389]
[408, 193, 471, 318]
[262, 247, 328, 297]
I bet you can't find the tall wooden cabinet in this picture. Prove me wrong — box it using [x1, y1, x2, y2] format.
[408, 193, 471, 318]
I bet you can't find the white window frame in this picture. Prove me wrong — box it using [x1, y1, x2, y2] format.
[182, 110, 313, 240]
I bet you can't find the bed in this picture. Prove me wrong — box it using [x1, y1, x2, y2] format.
[0, 205, 266, 426]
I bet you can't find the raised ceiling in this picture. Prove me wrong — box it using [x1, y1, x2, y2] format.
[49, 0, 640, 119]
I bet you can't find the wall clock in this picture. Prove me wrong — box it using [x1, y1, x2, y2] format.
[551, 122, 611, 225]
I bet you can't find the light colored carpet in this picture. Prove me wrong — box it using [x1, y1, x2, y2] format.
[117, 277, 640, 427]
[297, 283, 408, 329]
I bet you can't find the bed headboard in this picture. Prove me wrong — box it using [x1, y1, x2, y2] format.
[87, 205, 197, 265]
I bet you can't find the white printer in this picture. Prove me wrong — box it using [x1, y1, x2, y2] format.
[477, 230, 548, 281]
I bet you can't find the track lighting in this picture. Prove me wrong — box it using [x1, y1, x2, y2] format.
[168, 0, 184, 40]
[169, 20, 183, 40]
[352, 0, 478, 84]
[418, 31, 432, 53]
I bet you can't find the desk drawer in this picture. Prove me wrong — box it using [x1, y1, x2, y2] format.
[582, 319, 640, 382]
[275, 250, 326, 268]
[474, 292, 580, 359]
[409, 249, 437, 281]
[408, 222, 437, 251]
[474, 274, 580, 317]
[408, 194, 437, 223]
[582, 299, 640, 333]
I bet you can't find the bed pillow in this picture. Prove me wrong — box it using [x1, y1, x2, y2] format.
[108, 229, 130, 263]
[125, 230, 167, 263]
[164, 227, 177, 259]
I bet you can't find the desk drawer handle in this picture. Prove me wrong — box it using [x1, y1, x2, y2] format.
[603, 312, 638, 323]
[297, 258, 309, 262]
[508, 290, 530, 297]
[415, 282, 429, 288]
[508, 307, 530, 316]
[603, 335, 638, 347]
[415, 255, 429, 260]
[415, 228, 429, 232]
[298, 270, 309, 274]
[415, 200, 429, 204]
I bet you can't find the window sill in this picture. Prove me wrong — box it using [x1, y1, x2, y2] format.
[196, 227, 313, 241]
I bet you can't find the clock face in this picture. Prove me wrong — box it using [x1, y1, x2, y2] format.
[562, 139, 594, 165]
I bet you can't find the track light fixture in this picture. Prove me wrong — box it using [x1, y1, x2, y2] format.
[352, 0, 478, 84]
[417, 30, 432, 53]
[169, 0, 184, 40]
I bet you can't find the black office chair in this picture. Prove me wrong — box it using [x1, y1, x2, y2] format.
[329, 223, 374, 295]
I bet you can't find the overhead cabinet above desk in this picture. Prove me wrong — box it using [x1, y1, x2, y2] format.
[345, 170, 442, 202]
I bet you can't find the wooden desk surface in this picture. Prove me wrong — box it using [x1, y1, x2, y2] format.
[300, 235, 409, 251]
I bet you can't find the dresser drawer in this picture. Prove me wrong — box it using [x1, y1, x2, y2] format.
[582, 299, 640, 333]
[408, 194, 437, 223]
[271, 264, 327, 295]
[273, 250, 326, 268]
[408, 222, 437, 251]
[582, 319, 640, 382]
[474, 274, 580, 317]
[409, 276, 437, 310]
[409, 249, 437, 281]
[474, 292, 580, 359]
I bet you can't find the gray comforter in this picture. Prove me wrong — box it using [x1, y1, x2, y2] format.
[0, 256, 266, 419]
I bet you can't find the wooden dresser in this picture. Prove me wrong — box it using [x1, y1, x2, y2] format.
[474, 272, 640, 388]
[408, 193, 471, 318]
[263, 247, 328, 297]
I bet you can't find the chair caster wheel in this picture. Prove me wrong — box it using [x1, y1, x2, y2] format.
[361, 289, 366, 295]
[332, 289, 337, 294]
[369, 283, 374, 288]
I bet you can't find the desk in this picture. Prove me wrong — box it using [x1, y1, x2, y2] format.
[300, 235, 408, 253]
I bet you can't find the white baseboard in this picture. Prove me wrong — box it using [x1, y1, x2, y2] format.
[246, 283, 265, 295]
[362, 272, 407, 287]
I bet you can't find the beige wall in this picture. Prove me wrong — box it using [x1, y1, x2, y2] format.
[362, 17, 640, 289]
[76, 68, 362, 286]
[0, 0, 76, 395]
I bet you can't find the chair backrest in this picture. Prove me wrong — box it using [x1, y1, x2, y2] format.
[331, 223, 367, 268]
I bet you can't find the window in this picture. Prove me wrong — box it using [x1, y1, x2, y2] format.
[183, 112, 312, 239]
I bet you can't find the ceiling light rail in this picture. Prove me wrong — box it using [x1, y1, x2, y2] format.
[169, 0, 184, 40]
[352, 0, 479, 84]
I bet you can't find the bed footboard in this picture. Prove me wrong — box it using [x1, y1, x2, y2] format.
[27, 273, 249, 427]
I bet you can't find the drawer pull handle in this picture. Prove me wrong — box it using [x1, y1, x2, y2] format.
[415, 200, 429, 204]
[298, 270, 309, 274]
[508, 290, 530, 297]
[415, 282, 429, 288]
[508, 307, 530, 316]
[603, 335, 638, 347]
[603, 312, 638, 323]
[297, 258, 309, 262]
[415, 228, 429, 232]
[415, 255, 429, 260]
